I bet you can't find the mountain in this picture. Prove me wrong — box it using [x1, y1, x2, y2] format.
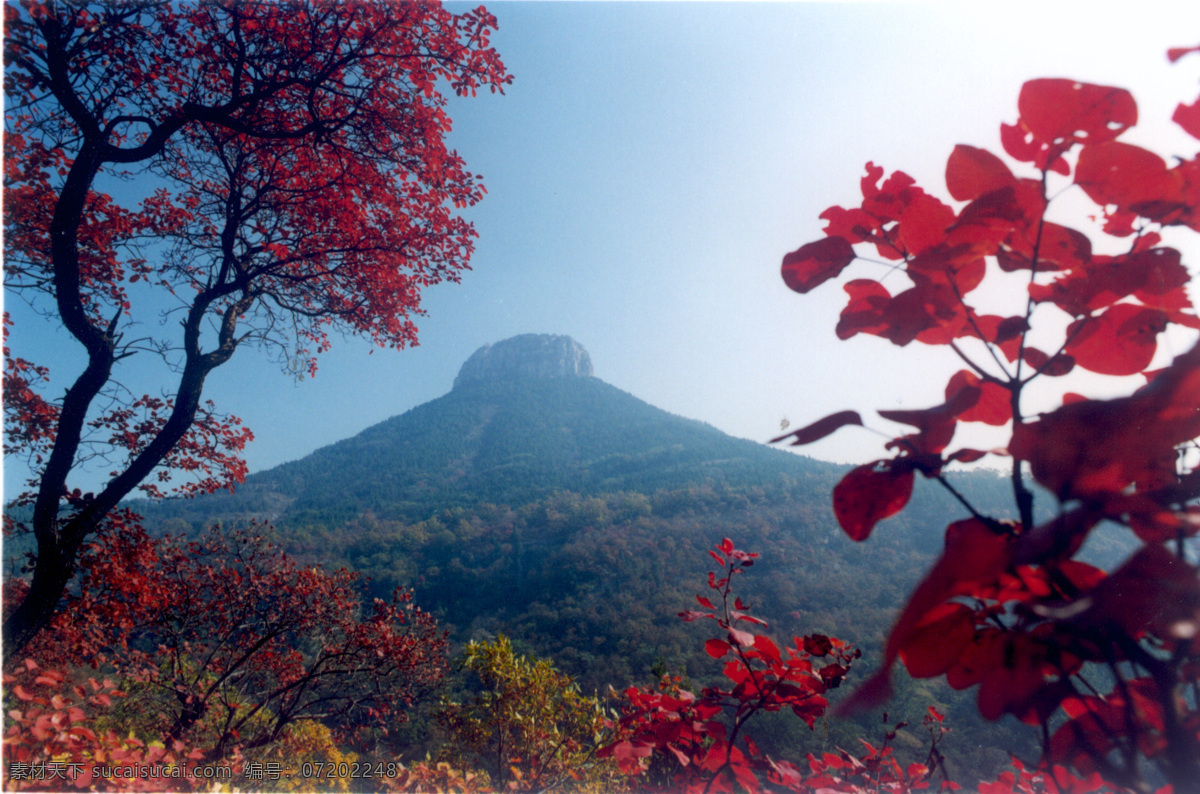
[144, 333, 835, 530]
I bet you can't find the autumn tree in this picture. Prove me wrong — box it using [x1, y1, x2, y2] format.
[437, 635, 618, 792]
[775, 48, 1200, 792]
[6, 517, 449, 771]
[2, 0, 510, 658]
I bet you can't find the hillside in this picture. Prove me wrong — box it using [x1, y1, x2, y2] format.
[139, 334, 836, 530]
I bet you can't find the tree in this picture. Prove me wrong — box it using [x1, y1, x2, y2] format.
[601, 538, 868, 794]
[774, 48, 1200, 791]
[2, 0, 510, 657]
[7, 517, 449, 768]
[437, 635, 618, 792]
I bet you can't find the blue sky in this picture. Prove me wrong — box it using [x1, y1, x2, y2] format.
[7, 2, 1200, 497]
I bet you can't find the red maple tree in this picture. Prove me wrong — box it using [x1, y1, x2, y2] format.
[2, 0, 510, 657]
[775, 48, 1200, 791]
[3, 516, 447, 788]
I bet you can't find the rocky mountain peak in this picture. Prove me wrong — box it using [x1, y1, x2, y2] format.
[453, 334, 593, 390]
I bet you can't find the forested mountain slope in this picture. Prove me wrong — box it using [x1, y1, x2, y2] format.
[130, 334, 1113, 779]
[139, 334, 838, 530]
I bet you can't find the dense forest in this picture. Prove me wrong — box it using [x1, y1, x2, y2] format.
[278, 476, 1051, 782]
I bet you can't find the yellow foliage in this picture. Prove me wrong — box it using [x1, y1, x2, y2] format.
[248, 720, 360, 792]
[436, 636, 625, 792]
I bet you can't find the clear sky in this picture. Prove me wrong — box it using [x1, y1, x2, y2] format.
[7, 2, 1200, 497]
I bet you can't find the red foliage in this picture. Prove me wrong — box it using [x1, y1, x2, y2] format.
[2, 314, 58, 467]
[596, 541, 1154, 794]
[10, 516, 448, 765]
[2, 0, 510, 658]
[2, 660, 218, 792]
[86, 396, 254, 500]
[602, 539, 870, 793]
[776, 42, 1200, 792]
[590, 540, 1123, 793]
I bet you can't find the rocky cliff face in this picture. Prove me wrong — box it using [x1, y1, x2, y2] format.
[452, 334, 593, 390]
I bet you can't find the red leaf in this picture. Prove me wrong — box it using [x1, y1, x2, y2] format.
[1132, 248, 1192, 309]
[782, 236, 856, 293]
[946, 448, 989, 464]
[1074, 545, 1200, 642]
[907, 248, 986, 295]
[860, 162, 886, 198]
[1022, 348, 1075, 377]
[1030, 248, 1188, 316]
[975, 635, 1051, 721]
[770, 410, 862, 446]
[945, 145, 1015, 202]
[1010, 342, 1200, 498]
[667, 743, 691, 767]
[1057, 560, 1108, 593]
[727, 627, 755, 647]
[724, 659, 751, 685]
[1173, 97, 1200, 140]
[803, 634, 833, 656]
[951, 185, 1038, 258]
[899, 602, 975, 678]
[973, 315, 1024, 362]
[605, 740, 652, 764]
[1000, 121, 1043, 164]
[998, 222, 1091, 273]
[836, 279, 892, 340]
[837, 281, 968, 347]
[832, 461, 914, 541]
[1014, 506, 1102, 565]
[880, 385, 982, 453]
[1076, 141, 1181, 216]
[1168, 44, 1200, 62]
[1018, 79, 1137, 146]
[945, 370, 1011, 425]
[753, 634, 782, 664]
[842, 519, 1013, 714]
[820, 205, 880, 244]
[819, 663, 849, 686]
[895, 192, 956, 256]
[1066, 304, 1167, 376]
[705, 638, 732, 658]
